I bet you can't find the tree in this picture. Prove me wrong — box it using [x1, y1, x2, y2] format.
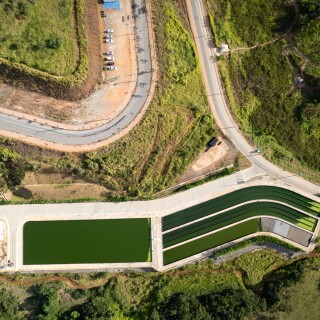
[157, 293, 211, 320]
[200, 289, 264, 320]
[46, 36, 62, 49]
[0, 147, 28, 191]
[0, 288, 21, 320]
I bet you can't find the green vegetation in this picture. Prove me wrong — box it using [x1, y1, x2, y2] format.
[0, 0, 88, 86]
[0, 251, 319, 319]
[78, 0, 215, 197]
[295, 0, 320, 78]
[0, 288, 21, 320]
[23, 219, 151, 264]
[0, 0, 214, 201]
[206, 0, 293, 47]
[163, 219, 259, 265]
[0, 0, 78, 76]
[213, 235, 300, 257]
[159, 269, 243, 298]
[206, 0, 320, 181]
[226, 249, 286, 286]
[0, 146, 28, 191]
[255, 257, 320, 320]
[153, 289, 264, 320]
[163, 186, 320, 231]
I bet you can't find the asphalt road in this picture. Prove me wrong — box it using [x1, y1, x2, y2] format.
[0, 0, 318, 196]
[187, 0, 320, 196]
[0, 0, 152, 145]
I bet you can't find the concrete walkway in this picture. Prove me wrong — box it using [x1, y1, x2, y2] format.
[1, 172, 319, 272]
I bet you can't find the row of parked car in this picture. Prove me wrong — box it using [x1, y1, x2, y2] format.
[103, 29, 116, 71]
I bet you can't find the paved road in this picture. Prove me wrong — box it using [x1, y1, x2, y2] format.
[0, 0, 152, 145]
[0, 0, 318, 197]
[187, 0, 320, 196]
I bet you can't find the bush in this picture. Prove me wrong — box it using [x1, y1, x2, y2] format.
[45, 36, 62, 49]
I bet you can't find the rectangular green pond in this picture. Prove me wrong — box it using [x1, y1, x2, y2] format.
[163, 219, 259, 265]
[23, 219, 151, 265]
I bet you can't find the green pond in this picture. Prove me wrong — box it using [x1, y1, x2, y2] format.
[163, 219, 259, 265]
[23, 219, 151, 265]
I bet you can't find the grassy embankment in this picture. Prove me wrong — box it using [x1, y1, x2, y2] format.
[0, 0, 88, 86]
[205, 0, 320, 184]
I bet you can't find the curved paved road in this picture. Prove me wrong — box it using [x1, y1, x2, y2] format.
[186, 0, 320, 196]
[0, 0, 318, 196]
[0, 0, 152, 145]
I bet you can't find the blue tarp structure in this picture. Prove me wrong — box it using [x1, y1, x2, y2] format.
[103, 0, 120, 10]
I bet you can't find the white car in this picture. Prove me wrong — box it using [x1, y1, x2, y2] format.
[105, 29, 114, 33]
[105, 56, 114, 61]
[105, 34, 113, 39]
[104, 66, 116, 71]
[103, 51, 113, 56]
[105, 39, 113, 43]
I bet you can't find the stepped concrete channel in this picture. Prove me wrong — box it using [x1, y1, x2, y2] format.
[1, 169, 319, 272]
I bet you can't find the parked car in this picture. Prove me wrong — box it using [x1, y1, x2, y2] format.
[104, 66, 116, 71]
[105, 34, 113, 39]
[103, 51, 114, 56]
[105, 29, 114, 33]
[105, 56, 114, 61]
[104, 39, 113, 43]
[207, 136, 218, 148]
[106, 62, 115, 66]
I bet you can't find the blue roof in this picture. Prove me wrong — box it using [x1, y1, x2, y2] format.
[103, 0, 120, 10]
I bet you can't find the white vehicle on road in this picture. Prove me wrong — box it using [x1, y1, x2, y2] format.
[105, 29, 114, 33]
[105, 39, 113, 43]
[103, 51, 113, 56]
[104, 66, 116, 71]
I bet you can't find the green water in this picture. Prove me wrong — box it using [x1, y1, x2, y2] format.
[23, 219, 151, 265]
[163, 219, 259, 265]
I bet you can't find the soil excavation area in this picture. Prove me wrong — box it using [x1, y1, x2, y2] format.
[23, 219, 151, 264]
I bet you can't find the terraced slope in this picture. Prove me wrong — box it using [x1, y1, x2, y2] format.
[163, 186, 320, 231]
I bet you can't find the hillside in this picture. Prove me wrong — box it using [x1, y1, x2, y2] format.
[0, 0, 101, 100]
[206, 0, 320, 183]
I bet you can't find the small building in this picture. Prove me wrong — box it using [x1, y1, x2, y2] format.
[293, 76, 304, 85]
[221, 44, 229, 52]
[215, 44, 229, 56]
[103, 0, 121, 11]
